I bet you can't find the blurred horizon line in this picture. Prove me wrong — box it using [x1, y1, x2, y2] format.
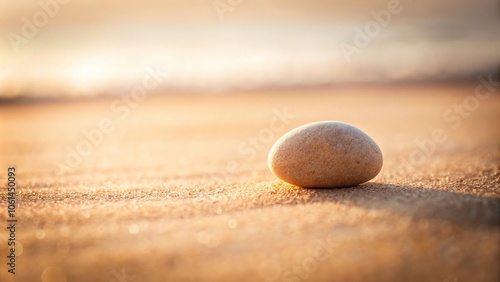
[2, 0, 498, 101]
[1, 70, 498, 105]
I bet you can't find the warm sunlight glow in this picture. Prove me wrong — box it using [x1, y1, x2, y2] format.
[65, 59, 115, 93]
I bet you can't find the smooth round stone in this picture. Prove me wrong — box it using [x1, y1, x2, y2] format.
[268, 121, 383, 188]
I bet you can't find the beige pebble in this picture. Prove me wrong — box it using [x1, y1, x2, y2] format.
[268, 121, 383, 188]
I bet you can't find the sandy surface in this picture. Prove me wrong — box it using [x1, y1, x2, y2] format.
[0, 84, 499, 282]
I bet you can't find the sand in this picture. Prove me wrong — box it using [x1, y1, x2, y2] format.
[0, 84, 499, 282]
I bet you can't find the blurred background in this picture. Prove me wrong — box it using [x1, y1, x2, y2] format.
[0, 0, 499, 99]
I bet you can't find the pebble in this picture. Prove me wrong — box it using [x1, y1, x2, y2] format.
[268, 121, 383, 188]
